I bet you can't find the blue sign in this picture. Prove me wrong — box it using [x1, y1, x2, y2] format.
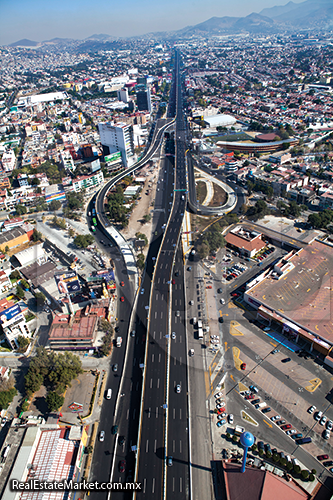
[0, 304, 21, 323]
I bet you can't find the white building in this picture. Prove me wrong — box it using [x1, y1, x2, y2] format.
[117, 88, 129, 103]
[60, 150, 75, 172]
[98, 122, 135, 167]
[1, 150, 16, 172]
[71, 170, 104, 192]
[17, 91, 68, 107]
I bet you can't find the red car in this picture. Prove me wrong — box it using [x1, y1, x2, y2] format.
[281, 424, 292, 430]
[119, 460, 126, 473]
[172, 279, 175, 284]
[231, 293, 239, 297]
[245, 394, 255, 400]
[120, 281, 125, 287]
[206, 285, 212, 289]
[317, 454, 329, 461]
[217, 407, 226, 414]
[241, 363, 246, 370]
[120, 296, 124, 302]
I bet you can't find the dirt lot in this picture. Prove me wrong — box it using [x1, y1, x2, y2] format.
[209, 183, 227, 207]
[196, 181, 207, 205]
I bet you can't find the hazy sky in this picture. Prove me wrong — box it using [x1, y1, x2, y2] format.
[0, 0, 304, 45]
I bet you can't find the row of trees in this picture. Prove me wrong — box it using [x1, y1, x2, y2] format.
[74, 234, 94, 248]
[107, 185, 129, 228]
[24, 347, 83, 401]
[195, 215, 240, 258]
[308, 209, 333, 230]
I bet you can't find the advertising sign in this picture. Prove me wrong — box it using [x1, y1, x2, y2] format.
[55, 271, 81, 294]
[68, 402, 83, 412]
[0, 304, 22, 324]
[103, 270, 116, 290]
[104, 151, 121, 163]
[91, 159, 100, 172]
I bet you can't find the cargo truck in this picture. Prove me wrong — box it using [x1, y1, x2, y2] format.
[198, 328, 203, 339]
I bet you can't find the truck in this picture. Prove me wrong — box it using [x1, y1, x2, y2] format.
[198, 328, 203, 339]
[116, 337, 122, 348]
[197, 320, 203, 329]
[234, 425, 245, 437]
[255, 402, 267, 409]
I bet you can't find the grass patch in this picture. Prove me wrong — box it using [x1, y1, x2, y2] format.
[241, 410, 259, 426]
[210, 132, 254, 143]
[195, 180, 208, 205]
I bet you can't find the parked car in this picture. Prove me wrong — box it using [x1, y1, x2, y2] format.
[275, 420, 286, 426]
[251, 399, 260, 405]
[327, 420, 333, 431]
[271, 415, 281, 422]
[323, 429, 330, 440]
[228, 414, 234, 424]
[217, 419, 226, 427]
[320, 415, 327, 426]
[286, 429, 297, 435]
[317, 455, 329, 461]
[281, 424, 292, 430]
[214, 392, 222, 399]
[240, 363, 246, 370]
[262, 407, 271, 414]
[323, 460, 333, 467]
[291, 433, 303, 440]
[245, 394, 255, 400]
[308, 405, 316, 414]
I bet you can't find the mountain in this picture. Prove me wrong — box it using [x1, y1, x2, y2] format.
[270, 0, 333, 27]
[259, 1, 299, 19]
[10, 39, 39, 47]
[85, 34, 116, 41]
[233, 13, 277, 32]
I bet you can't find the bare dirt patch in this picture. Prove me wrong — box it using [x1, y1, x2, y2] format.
[195, 181, 207, 205]
[208, 183, 228, 207]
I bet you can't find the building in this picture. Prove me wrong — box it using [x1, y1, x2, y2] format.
[13, 244, 46, 268]
[17, 174, 29, 187]
[0, 298, 30, 349]
[0, 226, 33, 253]
[60, 150, 75, 172]
[1, 150, 16, 172]
[71, 170, 104, 192]
[117, 88, 129, 103]
[244, 240, 333, 356]
[2, 217, 24, 232]
[0, 270, 13, 294]
[225, 227, 266, 258]
[17, 91, 68, 107]
[98, 122, 135, 167]
[2, 425, 86, 500]
[48, 313, 99, 350]
[203, 114, 236, 128]
[136, 87, 152, 112]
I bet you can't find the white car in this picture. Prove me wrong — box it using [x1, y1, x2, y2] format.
[176, 384, 181, 393]
[323, 429, 330, 440]
[228, 414, 234, 424]
[172, 332, 176, 339]
[217, 413, 227, 419]
[99, 431, 105, 442]
[326, 420, 333, 431]
[320, 415, 327, 426]
[308, 405, 316, 414]
[214, 392, 222, 399]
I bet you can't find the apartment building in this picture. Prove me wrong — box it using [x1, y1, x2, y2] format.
[98, 121, 135, 167]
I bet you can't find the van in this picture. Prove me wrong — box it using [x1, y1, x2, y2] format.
[292, 458, 299, 466]
[296, 437, 312, 445]
[197, 320, 203, 329]
[192, 317, 197, 325]
[106, 389, 112, 400]
[198, 328, 203, 339]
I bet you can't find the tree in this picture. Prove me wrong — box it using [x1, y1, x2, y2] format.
[17, 335, 30, 350]
[31, 228, 42, 242]
[294, 464, 301, 474]
[197, 242, 210, 259]
[16, 204, 27, 216]
[46, 391, 64, 412]
[142, 214, 151, 224]
[20, 279, 29, 290]
[0, 388, 17, 410]
[16, 285, 25, 300]
[10, 270, 21, 280]
[280, 457, 287, 467]
[309, 474, 315, 482]
[35, 291, 46, 306]
[251, 444, 257, 452]
[31, 178, 40, 186]
[286, 461, 293, 471]
[273, 453, 280, 463]
[74, 234, 94, 248]
[301, 470, 309, 480]
[49, 200, 62, 211]
[68, 228, 75, 238]
[137, 253, 145, 271]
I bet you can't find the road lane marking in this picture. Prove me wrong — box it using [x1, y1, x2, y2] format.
[146, 440, 149, 452]
[157, 378, 160, 389]
[263, 419, 272, 428]
[154, 439, 157, 453]
[305, 378, 322, 392]
[232, 346, 244, 370]
[152, 478, 155, 494]
[204, 370, 210, 397]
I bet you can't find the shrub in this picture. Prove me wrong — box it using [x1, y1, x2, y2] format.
[301, 470, 309, 480]
[294, 464, 301, 474]
[259, 449, 264, 457]
[311, 469, 316, 475]
[266, 450, 272, 459]
[251, 444, 257, 452]
[273, 453, 280, 463]
[226, 432, 231, 439]
[232, 435, 239, 443]
[280, 458, 287, 467]
[309, 474, 315, 482]
[286, 461, 293, 471]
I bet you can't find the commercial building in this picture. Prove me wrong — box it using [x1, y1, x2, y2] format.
[71, 170, 104, 193]
[98, 122, 135, 167]
[17, 91, 68, 107]
[225, 227, 266, 258]
[244, 240, 333, 357]
[136, 87, 152, 112]
[203, 114, 236, 128]
[117, 88, 129, 103]
[0, 298, 30, 349]
[0, 226, 33, 253]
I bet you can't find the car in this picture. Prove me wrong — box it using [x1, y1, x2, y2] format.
[172, 279, 175, 284]
[286, 429, 297, 435]
[118, 436, 125, 446]
[320, 415, 327, 426]
[189, 349, 194, 356]
[231, 292, 239, 297]
[99, 431, 105, 442]
[249, 385, 259, 393]
[130, 330, 135, 337]
[112, 363, 118, 372]
[291, 433, 303, 440]
[167, 456, 173, 466]
[262, 407, 271, 414]
[189, 300, 194, 305]
[308, 405, 316, 414]
[188, 266, 192, 271]
[240, 363, 246, 370]
[257, 441, 264, 450]
[317, 455, 329, 461]
[172, 332, 176, 339]
[271, 415, 281, 422]
[323, 460, 333, 467]
[315, 410, 323, 421]
[271, 349, 279, 354]
[119, 460, 126, 473]
[281, 357, 291, 363]
[176, 384, 181, 393]
[220, 298, 225, 304]
[214, 392, 222, 398]
[206, 285, 212, 289]
[217, 288, 223, 293]
[327, 420, 333, 431]
[120, 296, 124, 302]
[175, 271, 179, 277]
[115, 326, 120, 333]
[219, 317, 224, 323]
[245, 394, 255, 400]
[228, 414, 234, 424]
[323, 429, 330, 440]
[217, 413, 227, 419]
[281, 424, 292, 430]
[120, 281, 125, 287]
[215, 399, 225, 405]
[217, 419, 226, 427]
[111, 425, 118, 435]
[216, 405, 225, 411]
[1, 417, 7, 427]
[140, 288, 144, 295]
[275, 420, 286, 426]
[217, 408, 225, 415]
[251, 399, 260, 405]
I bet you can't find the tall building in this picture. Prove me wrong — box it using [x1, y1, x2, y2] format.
[117, 88, 129, 103]
[136, 86, 151, 112]
[98, 122, 135, 167]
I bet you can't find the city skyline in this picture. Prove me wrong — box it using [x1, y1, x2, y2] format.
[0, 0, 305, 46]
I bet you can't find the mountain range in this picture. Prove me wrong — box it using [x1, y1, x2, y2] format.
[7, 0, 333, 50]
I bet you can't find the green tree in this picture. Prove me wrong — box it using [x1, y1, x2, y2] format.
[49, 200, 62, 211]
[301, 470, 309, 480]
[74, 234, 94, 248]
[67, 192, 84, 210]
[16, 204, 27, 216]
[142, 214, 151, 224]
[10, 270, 21, 281]
[31, 228, 42, 242]
[17, 335, 30, 350]
[16, 285, 25, 300]
[68, 228, 75, 237]
[273, 453, 280, 463]
[35, 291, 46, 306]
[280, 457, 287, 467]
[0, 388, 17, 410]
[31, 177, 40, 186]
[137, 253, 145, 271]
[135, 233, 148, 246]
[197, 242, 210, 259]
[293, 464, 301, 474]
[20, 279, 29, 290]
[286, 461, 293, 472]
[309, 474, 315, 481]
[46, 391, 64, 411]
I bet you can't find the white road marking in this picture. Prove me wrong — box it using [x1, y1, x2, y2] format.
[146, 440, 149, 453]
[152, 353, 155, 363]
[152, 478, 155, 494]
[150, 378, 153, 389]
[148, 407, 151, 418]
[173, 440, 175, 453]
[126, 409, 129, 420]
[143, 478, 146, 494]
[157, 378, 160, 389]
[154, 439, 157, 453]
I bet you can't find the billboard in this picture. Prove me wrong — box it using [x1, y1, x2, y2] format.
[103, 270, 116, 290]
[55, 271, 81, 294]
[105, 151, 121, 163]
[91, 159, 101, 172]
[0, 304, 22, 324]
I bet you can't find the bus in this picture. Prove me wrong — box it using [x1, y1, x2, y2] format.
[91, 226, 96, 232]
[92, 208, 96, 216]
[92, 217, 97, 226]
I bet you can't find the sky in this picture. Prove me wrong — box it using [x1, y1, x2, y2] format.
[0, 0, 305, 46]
